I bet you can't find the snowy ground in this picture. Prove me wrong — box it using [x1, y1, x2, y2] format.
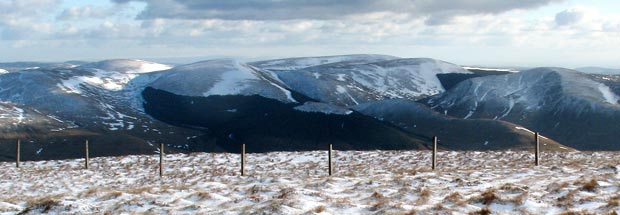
[1, 151, 619, 214]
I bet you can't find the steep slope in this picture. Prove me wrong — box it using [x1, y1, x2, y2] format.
[143, 59, 296, 103]
[353, 99, 572, 151]
[437, 68, 512, 91]
[138, 59, 429, 151]
[273, 58, 470, 106]
[142, 87, 428, 152]
[0, 60, 203, 161]
[428, 68, 620, 150]
[589, 74, 620, 96]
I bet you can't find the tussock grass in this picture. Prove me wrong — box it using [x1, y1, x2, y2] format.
[2, 151, 619, 214]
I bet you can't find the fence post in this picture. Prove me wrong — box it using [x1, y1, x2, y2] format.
[159, 143, 164, 177]
[85, 140, 89, 169]
[16, 139, 20, 168]
[241, 144, 245, 176]
[432, 136, 437, 170]
[535, 132, 540, 166]
[328, 144, 333, 176]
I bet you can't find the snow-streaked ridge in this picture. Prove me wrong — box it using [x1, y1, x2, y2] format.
[462, 66, 520, 73]
[294, 102, 353, 115]
[276, 58, 471, 106]
[58, 59, 172, 93]
[597, 83, 619, 104]
[146, 59, 297, 103]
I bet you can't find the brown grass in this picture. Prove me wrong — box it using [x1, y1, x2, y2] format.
[499, 183, 526, 193]
[547, 181, 570, 193]
[557, 210, 595, 215]
[97, 191, 123, 201]
[369, 200, 387, 211]
[274, 188, 295, 199]
[607, 195, 620, 208]
[581, 179, 599, 192]
[187, 191, 211, 201]
[18, 198, 60, 215]
[469, 208, 491, 215]
[312, 205, 326, 213]
[556, 189, 578, 208]
[510, 192, 528, 205]
[444, 192, 462, 203]
[416, 188, 431, 205]
[371, 191, 384, 199]
[479, 189, 498, 206]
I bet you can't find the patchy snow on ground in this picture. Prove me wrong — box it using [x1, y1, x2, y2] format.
[0, 151, 619, 214]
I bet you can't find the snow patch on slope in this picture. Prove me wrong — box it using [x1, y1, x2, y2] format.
[294, 102, 353, 115]
[597, 83, 619, 105]
[463, 66, 520, 73]
[277, 58, 470, 106]
[147, 59, 296, 103]
[59, 59, 171, 94]
[202, 63, 260, 96]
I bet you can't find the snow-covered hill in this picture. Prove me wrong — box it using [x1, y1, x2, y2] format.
[145, 59, 296, 103]
[1, 151, 618, 214]
[429, 68, 620, 119]
[428, 67, 620, 150]
[0, 59, 205, 160]
[58, 59, 172, 92]
[271, 58, 470, 106]
[5, 55, 620, 160]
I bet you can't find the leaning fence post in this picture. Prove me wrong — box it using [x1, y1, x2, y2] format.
[241, 144, 246, 176]
[328, 144, 333, 176]
[85, 140, 89, 169]
[432, 136, 437, 170]
[16, 139, 20, 168]
[159, 143, 164, 177]
[535, 132, 540, 166]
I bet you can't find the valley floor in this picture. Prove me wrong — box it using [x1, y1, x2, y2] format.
[0, 151, 619, 214]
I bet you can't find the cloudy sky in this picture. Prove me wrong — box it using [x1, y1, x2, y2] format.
[1, 0, 619, 68]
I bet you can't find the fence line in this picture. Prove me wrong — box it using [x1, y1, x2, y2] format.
[7, 132, 549, 176]
[15, 139, 20, 168]
[241, 144, 246, 176]
[159, 143, 164, 177]
[85, 140, 89, 169]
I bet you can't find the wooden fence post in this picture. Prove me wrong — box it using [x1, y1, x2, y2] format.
[432, 136, 437, 170]
[535, 132, 540, 166]
[328, 144, 333, 176]
[85, 140, 89, 169]
[159, 143, 164, 177]
[16, 139, 20, 168]
[241, 144, 245, 176]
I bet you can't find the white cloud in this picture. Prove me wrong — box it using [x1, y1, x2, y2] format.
[113, 0, 563, 23]
[555, 7, 586, 26]
[57, 5, 112, 20]
[1, 0, 620, 68]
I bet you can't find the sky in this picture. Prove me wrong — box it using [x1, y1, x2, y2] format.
[0, 0, 619, 68]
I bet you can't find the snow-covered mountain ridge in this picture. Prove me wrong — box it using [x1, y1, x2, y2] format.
[2, 55, 620, 160]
